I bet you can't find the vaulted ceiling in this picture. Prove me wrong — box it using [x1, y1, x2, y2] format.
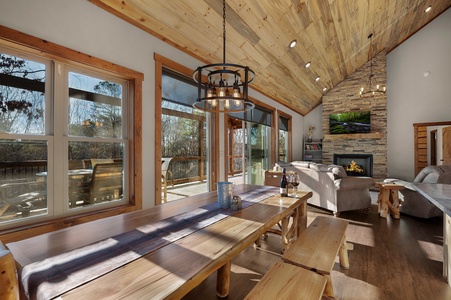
[89, 0, 450, 115]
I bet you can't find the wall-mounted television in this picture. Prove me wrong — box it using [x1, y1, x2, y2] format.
[329, 111, 371, 134]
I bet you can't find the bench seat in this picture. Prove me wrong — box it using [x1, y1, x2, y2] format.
[245, 260, 326, 300]
[282, 216, 349, 297]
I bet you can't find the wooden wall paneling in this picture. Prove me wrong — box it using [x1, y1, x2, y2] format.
[89, 0, 451, 116]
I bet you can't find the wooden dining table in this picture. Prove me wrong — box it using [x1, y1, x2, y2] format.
[7, 184, 312, 300]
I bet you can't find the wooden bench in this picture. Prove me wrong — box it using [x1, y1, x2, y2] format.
[281, 216, 349, 298]
[0, 241, 19, 300]
[245, 260, 326, 300]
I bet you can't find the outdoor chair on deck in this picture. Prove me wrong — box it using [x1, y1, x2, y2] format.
[88, 162, 123, 204]
[161, 158, 174, 203]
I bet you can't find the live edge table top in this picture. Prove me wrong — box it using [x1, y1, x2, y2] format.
[7, 184, 312, 300]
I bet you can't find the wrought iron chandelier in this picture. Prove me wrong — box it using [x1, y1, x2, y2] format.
[360, 33, 386, 98]
[193, 0, 255, 113]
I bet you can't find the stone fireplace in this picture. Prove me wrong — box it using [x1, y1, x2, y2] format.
[334, 154, 373, 177]
[320, 51, 387, 180]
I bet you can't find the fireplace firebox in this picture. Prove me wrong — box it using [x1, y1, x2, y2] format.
[333, 154, 373, 177]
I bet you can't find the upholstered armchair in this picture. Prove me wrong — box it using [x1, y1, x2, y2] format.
[384, 165, 451, 218]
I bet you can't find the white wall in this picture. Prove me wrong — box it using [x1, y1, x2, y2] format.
[386, 8, 451, 181]
[0, 0, 304, 208]
[303, 104, 323, 142]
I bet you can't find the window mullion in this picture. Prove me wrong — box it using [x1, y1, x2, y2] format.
[52, 62, 68, 214]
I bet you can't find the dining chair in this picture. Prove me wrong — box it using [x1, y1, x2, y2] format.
[161, 158, 174, 203]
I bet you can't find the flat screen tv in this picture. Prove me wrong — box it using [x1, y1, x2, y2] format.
[329, 111, 371, 134]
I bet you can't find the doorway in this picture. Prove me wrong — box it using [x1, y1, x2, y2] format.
[413, 121, 451, 176]
[430, 130, 437, 165]
[443, 126, 451, 165]
[228, 117, 272, 186]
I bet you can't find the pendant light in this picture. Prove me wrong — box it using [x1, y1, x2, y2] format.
[193, 0, 255, 112]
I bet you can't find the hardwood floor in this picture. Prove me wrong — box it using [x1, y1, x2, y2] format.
[183, 193, 451, 299]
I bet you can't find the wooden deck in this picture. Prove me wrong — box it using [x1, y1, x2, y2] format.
[183, 192, 451, 300]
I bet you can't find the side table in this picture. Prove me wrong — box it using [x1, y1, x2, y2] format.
[376, 182, 404, 219]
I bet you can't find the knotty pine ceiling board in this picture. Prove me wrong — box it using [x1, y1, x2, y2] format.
[89, 0, 451, 116]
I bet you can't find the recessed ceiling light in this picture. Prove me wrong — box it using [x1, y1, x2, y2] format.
[315, 76, 320, 82]
[322, 87, 327, 92]
[425, 6, 432, 13]
[305, 62, 311, 68]
[289, 40, 297, 48]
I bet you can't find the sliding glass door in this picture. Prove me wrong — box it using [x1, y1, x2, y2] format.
[229, 106, 271, 185]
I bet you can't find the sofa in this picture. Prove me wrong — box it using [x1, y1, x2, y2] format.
[384, 165, 451, 218]
[274, 161, 375, 215]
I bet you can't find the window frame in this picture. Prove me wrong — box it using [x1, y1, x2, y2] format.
[278, 110, 292, 163]
[0, 25, 143, 242]
[154, 53, 218, 205]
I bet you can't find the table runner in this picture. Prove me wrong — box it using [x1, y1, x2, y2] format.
[21, 186, 278, 300]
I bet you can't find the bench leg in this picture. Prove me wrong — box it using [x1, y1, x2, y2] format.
[379, 188, 390, 218]
[389, 190, 401, 219]
[323, 274, 335, 298]
[339, 235, 350, 269]
[297, 202, 308, 236]
[217, 260, 231, 298]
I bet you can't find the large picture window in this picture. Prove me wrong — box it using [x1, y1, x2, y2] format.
[0, 45, 133, 228]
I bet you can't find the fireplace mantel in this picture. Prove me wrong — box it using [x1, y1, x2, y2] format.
[323, 132, 383, 141]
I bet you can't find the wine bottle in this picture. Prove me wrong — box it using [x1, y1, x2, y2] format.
[280, 168, 288, 197]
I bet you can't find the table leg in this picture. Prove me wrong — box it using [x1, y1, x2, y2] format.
[281, 216, 289, 253]
[217, 260, 231, 298]
[297, 202, 307, 235]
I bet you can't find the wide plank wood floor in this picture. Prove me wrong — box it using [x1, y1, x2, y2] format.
[183, 193, 451, 299]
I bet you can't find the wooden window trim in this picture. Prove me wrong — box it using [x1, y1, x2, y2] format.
[0, 25, 143, 243]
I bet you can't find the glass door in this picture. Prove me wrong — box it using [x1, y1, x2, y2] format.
[246, 122, 271, 185]
[228, 106, 272, 186]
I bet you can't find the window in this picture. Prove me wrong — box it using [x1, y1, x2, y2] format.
[159, 68, 208, 202]
[0, 40, 140, 229]
[278, 113, 291, 162]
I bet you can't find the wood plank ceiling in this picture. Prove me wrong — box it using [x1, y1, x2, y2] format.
[89, 0, 451, 115]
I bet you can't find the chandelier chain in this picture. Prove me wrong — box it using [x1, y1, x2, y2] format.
[223, 0, 226, 64]
[192, 0, 255, 112]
